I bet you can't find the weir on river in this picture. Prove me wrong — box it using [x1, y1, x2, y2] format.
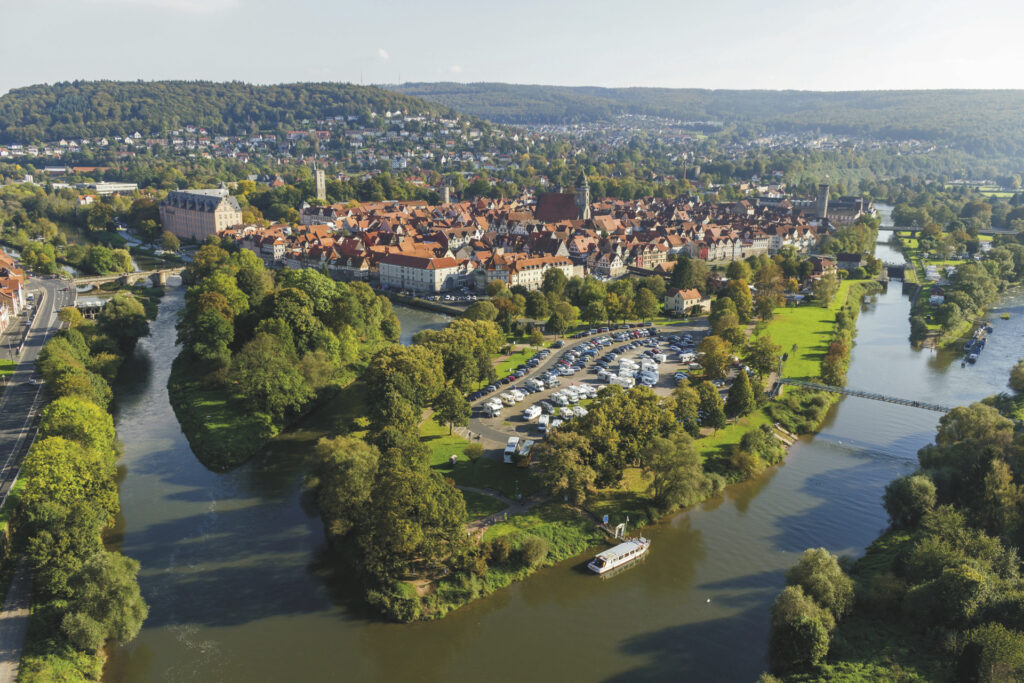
[103, 209, 1024, 682]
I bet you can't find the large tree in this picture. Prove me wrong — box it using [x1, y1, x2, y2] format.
[313, 436, 379, 538]
[432, 385, 471, 435]
[231, 331, 314, 420]
[644, 430, 708, 510]
[698, 335, 732, 381]
[532, 430, 596, 504]
[98, 293, 148, 351]
[61, 552, 148, 651]
[725, 370, 755, 418]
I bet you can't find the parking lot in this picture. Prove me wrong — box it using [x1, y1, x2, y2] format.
[468, 320, 714, 449]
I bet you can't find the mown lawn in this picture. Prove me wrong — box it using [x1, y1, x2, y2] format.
[752, 280, 854, 381]
[698, 410, 773, 458]
[420, 418, 542, 499]
[461, 490, 508, 519]
[0, 359, 13, 377]
[585, 467, 653, 527]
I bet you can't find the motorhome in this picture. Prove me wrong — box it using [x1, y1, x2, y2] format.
[523, 405, 542, 421]
[483, 402, 502, 418]
[503, 436, 521, 464]
[538, 414, 550, 433]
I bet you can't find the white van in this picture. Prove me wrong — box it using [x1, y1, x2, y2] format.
[552, 393, 569, 407]
[573, 406, 588, 418]
[501, 393, 516, 407]
[538, 414, 550, 433]
[510, 389, 525, 403]
[484, 402, 502, 418]
[523, 405, 542, 421]
[504, 436, 521, 464]
[614, 376, 636, 389]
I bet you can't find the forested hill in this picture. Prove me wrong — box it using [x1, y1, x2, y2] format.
[0, 81, 458, 143]
[391, 82, 1024, 157]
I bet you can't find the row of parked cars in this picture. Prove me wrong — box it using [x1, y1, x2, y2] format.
[568, 322, 655, 339]
[467, 348, 553, 401]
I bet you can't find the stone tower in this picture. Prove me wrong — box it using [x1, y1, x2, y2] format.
[315, 169, 326, 202]
[575, 171, 591, 220]
[816, 183, 830, 220]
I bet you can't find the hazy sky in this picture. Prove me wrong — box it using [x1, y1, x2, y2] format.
[3, 0, 1023, 94]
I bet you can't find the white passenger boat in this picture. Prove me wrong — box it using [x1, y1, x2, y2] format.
[587, 537, 650, 574]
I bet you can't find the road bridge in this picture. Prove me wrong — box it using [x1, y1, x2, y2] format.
[779, 378, 953, 413]
[73, 267, 185, 288]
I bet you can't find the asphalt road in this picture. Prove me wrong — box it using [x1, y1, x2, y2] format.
[0, 277, 74, 507]
[0, 559, 30, 682]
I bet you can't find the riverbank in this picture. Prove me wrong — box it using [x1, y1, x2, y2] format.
[17, 297, 149, 680]
[395, 279, 885, 621]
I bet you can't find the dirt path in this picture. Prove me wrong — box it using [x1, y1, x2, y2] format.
[457, 485, 547, 536]
[0, 558, 31, 683]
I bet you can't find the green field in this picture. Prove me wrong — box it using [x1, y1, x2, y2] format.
[482, 502, 605, 561]
[461, 490, 508, 520]
[0, 359, 13, 376]
[753, 280, 854, 381]
[420, 418, 541, 499]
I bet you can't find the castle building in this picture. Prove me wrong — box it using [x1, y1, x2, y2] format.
[159, 188, 243, 241]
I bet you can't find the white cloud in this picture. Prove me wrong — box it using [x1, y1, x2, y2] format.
[84, 0, 241, 14]
[378, 48, 390, 61]
[449, 65, 462, 74]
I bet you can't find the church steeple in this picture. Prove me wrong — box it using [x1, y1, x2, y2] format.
[574, 171, 591, 220]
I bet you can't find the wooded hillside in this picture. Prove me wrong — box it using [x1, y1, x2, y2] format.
[0, 80, 456, 143]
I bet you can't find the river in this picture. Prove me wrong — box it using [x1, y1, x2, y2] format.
[104, 221, 1024, 682]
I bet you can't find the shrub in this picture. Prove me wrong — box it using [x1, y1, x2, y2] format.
[786, 548, 855, 619]
[957, 623, 1024, 682]
[366, 582, 421, 623]
[464, 443, 484, 464]
[883, 474, 937, 529]
[518, 535, 549, 567]
[769, 586, 833, 671]
[487, 536, 512, 566]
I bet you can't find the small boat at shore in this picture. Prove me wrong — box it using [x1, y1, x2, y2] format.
[588, 537, 650, 574]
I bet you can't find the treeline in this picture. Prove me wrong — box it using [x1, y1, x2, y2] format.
[462, 270, 667, 337]
[766, 392, 1024, 681]
[911, 240, 1024, 341]
[819, 214, 880, 256]
[890, 184, 1024, 232]
[310, 319, 508, 621]
[0, 81, 456, 144]
[393, 83, 1024, 158]
[170, 243, 399, 469]
[18, 297, 150, 678]
[0, 183, 155, 275]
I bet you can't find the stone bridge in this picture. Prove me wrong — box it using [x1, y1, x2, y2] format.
[73, 267, 185, 288]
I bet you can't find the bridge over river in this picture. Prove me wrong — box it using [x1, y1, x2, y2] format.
[779, 378, 953, 413]
[73, 267, 185, 288]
